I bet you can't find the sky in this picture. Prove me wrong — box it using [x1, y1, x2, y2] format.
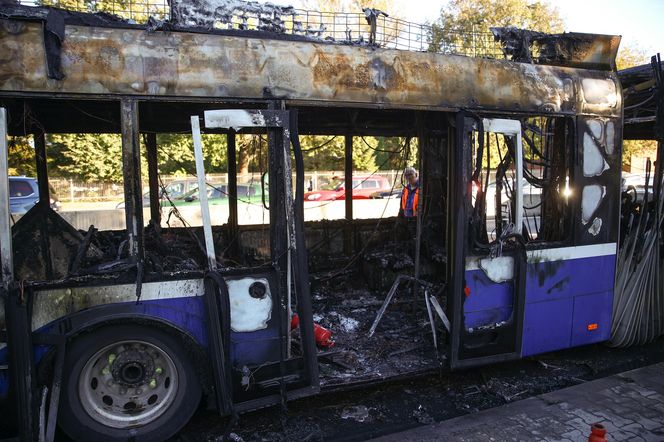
[256, 0, 663, 57]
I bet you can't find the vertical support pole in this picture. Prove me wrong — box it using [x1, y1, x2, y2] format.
[2, 108, 35, 441]
[289, 109, 320, 388]
[226, 131, 239, 258]
[415, 117, 425, 284]
[145, 133, 161, 227]
[120, 99, 144, 261]
[267, 103, 289, 367]
[515, 132, 524, 233]
[34, 133, 49, 207]
[344, 135, 353, 220]
[191, 116, 217, 271]
[344, 135, 353, 255]
[448, 114, 471, 369]
[34, 132, 53, 279]
[0, 109, 12, 287]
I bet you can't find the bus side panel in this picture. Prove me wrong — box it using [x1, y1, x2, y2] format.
[0, 296, 209, 399]
[463, 269, 514, 329]
[522, 251, 616, 356]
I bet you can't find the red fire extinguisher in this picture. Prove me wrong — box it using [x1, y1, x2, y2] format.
[291, 314, 334, 348]
[588, 423, 607, 442]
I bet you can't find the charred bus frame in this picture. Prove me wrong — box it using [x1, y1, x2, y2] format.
[0, 5, 623, 441]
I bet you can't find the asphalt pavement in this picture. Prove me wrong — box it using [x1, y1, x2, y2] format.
[371, 362, 664, 442]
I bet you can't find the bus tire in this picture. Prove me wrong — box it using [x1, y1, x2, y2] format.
[59, 324, 202, 441]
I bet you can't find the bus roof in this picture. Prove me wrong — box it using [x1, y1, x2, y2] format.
[0, 4, 622, 135]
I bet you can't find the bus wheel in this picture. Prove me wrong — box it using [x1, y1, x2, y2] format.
[59, 324, 202, 441]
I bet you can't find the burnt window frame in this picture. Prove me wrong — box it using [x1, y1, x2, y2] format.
[467, 114, 577, 252]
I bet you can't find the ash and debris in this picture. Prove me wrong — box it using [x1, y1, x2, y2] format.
[75, 224, 206, 277]
[340, 405, 371, 422]
[310, 271, 445, 387]
[490, 26, 617, 69]
[173, 338, 664, 442]
[172, 0, 296, 32]
[412, 404, 434, 424]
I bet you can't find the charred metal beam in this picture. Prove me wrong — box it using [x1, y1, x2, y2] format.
[0, 22, 621, 118]
[34, 132, 54, 279]
[145, 133, 161, 226]
[448, 113, 471, 368]
[2, 108, 35, 442]
[120, 99, 144, 261]
[0, 108, 12, 288]
[289, 109, 320, 390]
[344, 135, 353, 255]
[226, 131, 239, 259]
[344, 135, 353, 221]
[34, 132, 49, 206]
[491, 27, 620, 71]
[5, 289, 36, 442]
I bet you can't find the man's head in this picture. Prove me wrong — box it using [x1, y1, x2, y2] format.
[404, 167, 418, 186]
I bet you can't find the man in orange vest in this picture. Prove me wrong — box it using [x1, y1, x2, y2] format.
[400, 166, 419, 218]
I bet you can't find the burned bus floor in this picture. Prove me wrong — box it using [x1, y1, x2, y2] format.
[311, 276, 445, 388]
[297, 214, 449, 388]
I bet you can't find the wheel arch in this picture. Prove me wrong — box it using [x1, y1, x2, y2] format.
[37, 303, 213, 397]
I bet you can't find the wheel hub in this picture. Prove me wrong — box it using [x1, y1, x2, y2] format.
[111, 349, 155, 387]
[78, 340, 179, 429]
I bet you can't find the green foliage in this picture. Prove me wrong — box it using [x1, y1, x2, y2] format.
[38, 0, 168, 21]
[299, 136, 378, 171]
[8, 137, 36, 177]
[428, 0, 564, 54]
[623, 140, 657, 170]
[616, 45, 655, 169]
[156, 133, 227, 176]
[616, 45, 649, 71]
[47, 134, 124, 182]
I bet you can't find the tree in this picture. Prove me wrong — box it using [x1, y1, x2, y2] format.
[299, 135, 377, 171]
[616, 45, 650, 71]
[8, 137, 36, 177]
[155, 133, 227, 176]
[39, 0, 168, 22]
[428, 0, 564, 55]
[47, 134, 124, 183]
[300, 0, 403, 46]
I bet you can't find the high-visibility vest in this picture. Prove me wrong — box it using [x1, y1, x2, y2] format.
[401, 185, 419, 217]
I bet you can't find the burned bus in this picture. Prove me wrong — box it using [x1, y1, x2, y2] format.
[0, 2, 623, 441]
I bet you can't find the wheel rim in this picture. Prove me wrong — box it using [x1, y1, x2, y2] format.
[78, 339, 179, 429]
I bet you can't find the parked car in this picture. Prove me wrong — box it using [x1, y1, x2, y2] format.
[304, 175, 392, 201]
[370, 188, 402, 199]
[116, 179, 199, 209]
[9, 176, 60, 214]
[172, 183, 264, 206]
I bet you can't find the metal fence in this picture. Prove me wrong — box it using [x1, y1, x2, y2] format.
[49, 170, 403, 203]
[16, 0, 505, 58]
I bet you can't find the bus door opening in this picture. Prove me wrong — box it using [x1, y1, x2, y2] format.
[448, 115, 527, 369]
[190, 108, 319, 413]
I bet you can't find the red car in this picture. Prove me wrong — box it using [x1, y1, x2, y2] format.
[304, 175, 392, 201]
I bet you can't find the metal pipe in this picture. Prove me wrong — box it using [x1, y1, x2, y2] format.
[145, 133, 161, 226]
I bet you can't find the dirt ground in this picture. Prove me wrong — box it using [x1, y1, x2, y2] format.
[172, 337, 664, 442]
